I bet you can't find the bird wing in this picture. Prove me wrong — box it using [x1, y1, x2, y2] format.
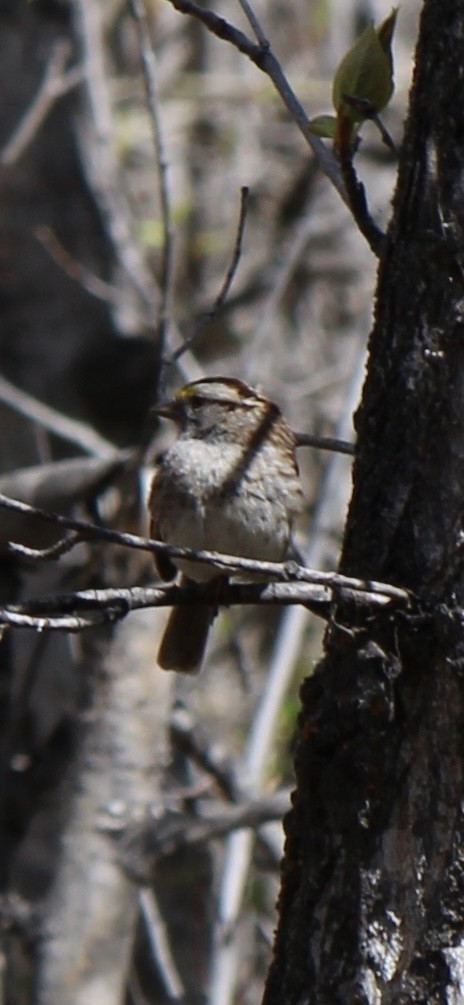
[148, 472, 177, 581]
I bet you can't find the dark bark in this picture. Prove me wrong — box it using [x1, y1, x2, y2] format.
[0, 0, 160, 447]
[264, 2, 464, 1003]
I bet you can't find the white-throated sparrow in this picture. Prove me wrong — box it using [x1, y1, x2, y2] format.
[149, 377, 304, 673]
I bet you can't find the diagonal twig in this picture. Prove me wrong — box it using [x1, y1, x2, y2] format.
[114, 790, 293, 880]
[0, 374, 118, 458]
[171, 186, 250, 364]
[0, 41, 84, 166]
[0, 489, 411, 603]
[337, 114, 386, 257]
[76, 0, 159, 319]
[236, 0, 269, 47]
[294, 431, 354, 455]
[35, 225, 122, 305]
[138, 889, 185, 1000]
[164, 0, 346, 202]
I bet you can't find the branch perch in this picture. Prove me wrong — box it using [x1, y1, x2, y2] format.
[0, 491, 410, 596]
[0, 492, 413, 633]
[1, 574, 412, 636]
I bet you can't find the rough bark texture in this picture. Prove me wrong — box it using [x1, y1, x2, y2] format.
[264, 2, 464, 1003]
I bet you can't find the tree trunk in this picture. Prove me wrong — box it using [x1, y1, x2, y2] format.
[264, 2, 464, 1002]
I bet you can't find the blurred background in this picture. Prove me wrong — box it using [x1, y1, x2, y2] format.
[0, 1, 421, 1002]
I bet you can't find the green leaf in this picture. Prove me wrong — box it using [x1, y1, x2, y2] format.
[332, 9, 397, 124]
[307, 114, 338, 139]
[377, 8, 398, 63]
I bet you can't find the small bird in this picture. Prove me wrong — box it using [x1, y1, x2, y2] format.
[149, 377, 304, 673]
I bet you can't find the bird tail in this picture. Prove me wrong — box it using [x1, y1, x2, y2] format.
[157, 577, 217, 674]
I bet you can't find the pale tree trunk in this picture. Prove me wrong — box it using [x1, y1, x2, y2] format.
[38, 612, 173, 1005]
[264, 2, 464, 1002]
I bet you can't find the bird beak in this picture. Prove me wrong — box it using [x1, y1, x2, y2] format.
[151, 399, 180, 421]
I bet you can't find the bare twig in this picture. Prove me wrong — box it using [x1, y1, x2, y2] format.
[0, 41, 84, 166]
[337, 114, 386, 257]
[139, 889, 185, 1001]
[171, 187, 250, 363]
[164, 0, 347, 203]
[116, 790, 292, 880]
[341, 94, 398, 155]
[0, 573, 411, 635]
[128, 0, 174, 344]
[371, 112, 398, 155]
[10, 533, 82, 562]
[0, 490, 411, 603]
[76, 0, 159, 318]
[236, 0, 269, 47]
[0, 374, 118, 458]
[35, 225, 122, 305]
[295, 431, 355, 456]
[211, 186, 250, 311]
[170, 704, 241, 801]
[0, 609, 98, 633]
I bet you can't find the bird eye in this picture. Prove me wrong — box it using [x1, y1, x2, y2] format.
[188, 395, 203, 410]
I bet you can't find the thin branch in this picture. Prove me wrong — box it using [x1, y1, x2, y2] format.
[212, 186, 250, 311]
[0, 609, 105, 633]
[0, 374, 119, 458]
[236, 0, 269, 47]
[0, 579, 398, 629]
[337, 114, 386, 257]
[35, 225, 122, 305]
[370, 112, 397, 155]
[76, 0, 159, 318]
[138, 889, 185, 1001]
[164, 0, 347, 203]
[0, 568, 414, 638]
[1, 493, 170, 560]
[0, 490, 412, 604]
[339, 153, 386, 256]
[341, 94, 398, 155]
[0, 42, 84, 167]
[170, 704, 241, 801]
[10, 533, 82, 562]
[295, 431, 355, 456]
[171, 186, 250, 363]
[112, 790, 292, 880]
[128, 0, 174, 344]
